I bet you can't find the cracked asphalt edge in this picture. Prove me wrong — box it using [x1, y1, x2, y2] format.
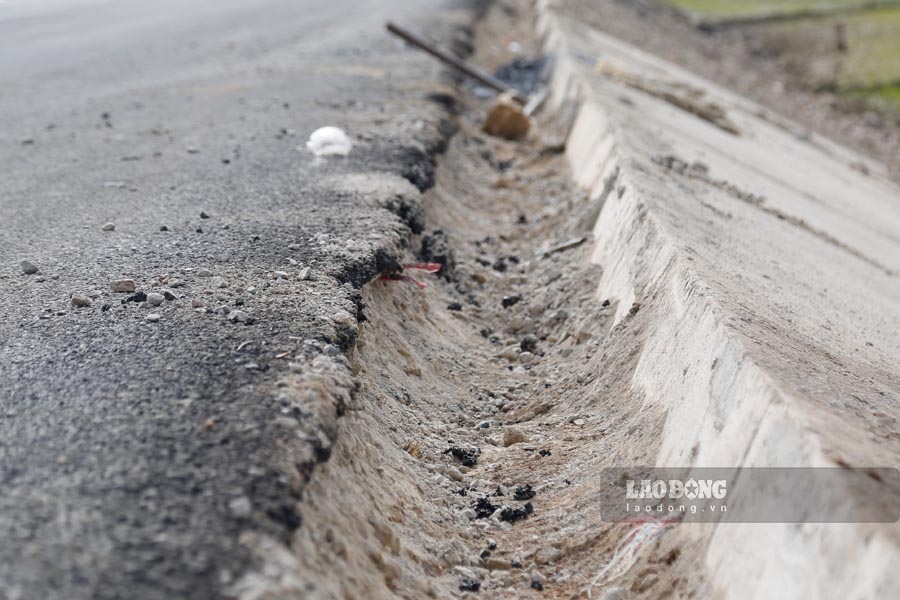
[222, 2, 487, 597]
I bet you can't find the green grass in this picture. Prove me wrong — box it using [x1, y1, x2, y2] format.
[852, 83, 900, 107]
[840, 7, 900, 88]
[667, 1, 900, 109]
[757, 6, 900, 89]
[667, 0, 882, 19]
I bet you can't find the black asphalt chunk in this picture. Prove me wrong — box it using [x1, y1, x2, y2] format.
[445, 446, 481, 467]
[514, 484, 536, 501]
[502, 294, 522, 308]
[499, 502, 533, 523]
[473, 497, 498, 519]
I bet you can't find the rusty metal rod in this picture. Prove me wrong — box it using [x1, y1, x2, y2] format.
[386, 21, 527, 105]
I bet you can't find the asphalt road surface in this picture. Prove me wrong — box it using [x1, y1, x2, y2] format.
[0, 0, 466, 597]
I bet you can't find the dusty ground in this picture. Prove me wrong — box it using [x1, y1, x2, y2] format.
[247, 2, 715, 598]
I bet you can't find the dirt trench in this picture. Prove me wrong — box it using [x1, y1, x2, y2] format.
[273, 2, 708, 599]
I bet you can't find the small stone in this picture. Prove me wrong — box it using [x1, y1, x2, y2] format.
[228, 310, 254, 324]
[535, 546, 560, 563]
[20, 260, 39, 275]
[453, 566, 477, 579]
[146, 313, 160, 323]
[210, 276, 227, 289]
[228, 496, 252, 518]
[169, 279, 185, 288]
[446, 467, 465, 482]
[191, 298, 206, 308]
[273, 270, 289, 280]
[101, 222, 116, 231]
[110, 278, 136, 293]
[497, 345, 519, 361]
[573, 418, 585, 427]
[519, 351, 534, 364]
[146, 292, 165, 307]
[288, 243, 302, 251]
[159, 225, 169, 232]
[197, 268, 213, 277]
[550, 309, 569, 322]
[599, 587, 628, 600]
[186, 145, 200, 154]
[298, 266, 314, 280]
[200, 211, 211, 219]
[331, 310, 353, 325]
[70, 294, 92, 308]
[484, 558, 512, 570]
[88, 290, 103, 298]
[503, 427, 528, 447]
[162, 289, 178, 301]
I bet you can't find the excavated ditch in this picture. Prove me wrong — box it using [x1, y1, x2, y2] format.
[237, 2, 711, 599]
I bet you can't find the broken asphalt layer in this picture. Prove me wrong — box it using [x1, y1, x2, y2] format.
[539, 0, 900, 596]
[0, 0, 483, 598]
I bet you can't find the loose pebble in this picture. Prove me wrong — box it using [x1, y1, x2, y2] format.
[298, 266, 313, 280]
[228, 310, 254, 324]
[273, 270, 289, 280]
[146, 292, 165, 307]
[599, 587, 628, 600]
[497, 345, 519, 361]
[20, 260, 39, 275]
[71, 294, 92, 308]
[503, 427, 528, 447]
[101, 222, 116, 231]
[110, 279, 136, 293]
[146, 313, 160, 323]
[228, 496, 252, 518]
[331, 310, 353, 325]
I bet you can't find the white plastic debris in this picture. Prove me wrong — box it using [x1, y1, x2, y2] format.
[305, 126, 352, 157]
